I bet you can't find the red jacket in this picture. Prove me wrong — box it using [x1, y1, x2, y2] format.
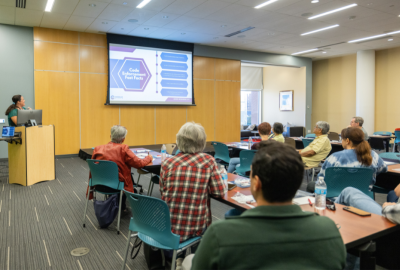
[91, 142, 152, 193]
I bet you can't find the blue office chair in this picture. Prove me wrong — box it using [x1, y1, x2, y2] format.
[324, 167, 374, 198]
[234, 150, 257, 176]
[83, 159, 124, 234]
[393, 130, 400, 152]
[373, 131, 392, 136]
[305, 133, 316, 138]
[302, 138, 314, 148]
[211, 142, 231, 166]
[121, 192, 201, 270]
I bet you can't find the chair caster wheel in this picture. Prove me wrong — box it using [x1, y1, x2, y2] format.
[83, 224, 85, 228]
[117, 231, 120, 235]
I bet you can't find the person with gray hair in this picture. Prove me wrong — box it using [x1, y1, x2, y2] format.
[91, 125, 153, 196]
[159, 122, 225, 268]
[299, 121, 332, 168]
[350, 116, 369, 140]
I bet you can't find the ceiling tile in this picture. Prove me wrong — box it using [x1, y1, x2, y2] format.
[63, 15, 95, 31]
[236, 0, 304, 11]
[181, 19, 237, 35]
[128, 25, 161, 36]
[121, 8, 158, 24]
[276, 0, 335, 16]
[161, 0, 207, 15]
[25, 0, 47, 11]
[52, 0, 80, 15]
[15, 8, 44, 27]
[185, 0, 231, 18]
[98, 3, 134, 21]
[108, 21, 139, 34]
[163, 16, 200, 30]
[40, 12, 70, 29]
[0, 5, 15, 24]
[72, 0, 109, 18]
[86, 18, 118, 32]
[142, 12, 180, 27]
[145, 28, 178, 39]
[204, 4, 265, 24]
[0, 0, 14, 7]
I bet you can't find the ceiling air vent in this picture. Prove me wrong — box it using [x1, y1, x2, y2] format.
[16, 0, 26, 8]
[225, 27, 255, 37]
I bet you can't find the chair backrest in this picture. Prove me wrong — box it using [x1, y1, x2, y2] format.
[302, 138, 314, 148]
[379, 152, 400, 162]
[284, 137, 296, 149]
[125, 191, 180, 249]
[328, 132, 340, 141]
[369, 137, 385, 150]
[165, 143, 177, 155]
[373, 131, 392, 136]
[394, 130, 400, 143]
[305, 133, 316, 138]
[86, 159, 123, 190]
[175, 149, 180, 155]
[324, 167, 374, 198]
[235, 150, 257, 175]
[211, 142, 231, 163]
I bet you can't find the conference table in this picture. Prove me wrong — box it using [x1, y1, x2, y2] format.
[369, 135, 396, 153]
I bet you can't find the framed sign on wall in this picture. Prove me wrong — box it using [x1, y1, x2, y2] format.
[279, 90, 294, 111]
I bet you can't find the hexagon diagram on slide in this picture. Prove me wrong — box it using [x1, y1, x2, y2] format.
[118, 58, 152, 92]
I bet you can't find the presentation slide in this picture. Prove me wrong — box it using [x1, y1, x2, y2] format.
[109, 44, 193, 105]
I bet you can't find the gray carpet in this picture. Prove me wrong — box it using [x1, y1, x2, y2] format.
[0, 156, 388, 270]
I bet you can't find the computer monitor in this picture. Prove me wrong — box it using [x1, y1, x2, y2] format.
[2, 126, 15, 138]
[17, 110, 42, 126]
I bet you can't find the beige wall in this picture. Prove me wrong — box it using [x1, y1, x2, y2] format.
[312, 54, 356, 133]
[375, 47, 400, 132]
[262, 66, 306, 128]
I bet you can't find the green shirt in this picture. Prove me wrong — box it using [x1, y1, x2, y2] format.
[191, 205, 346, 270]
[8, 107, 27, 126]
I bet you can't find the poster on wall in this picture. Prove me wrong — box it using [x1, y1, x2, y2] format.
[279, 90, 294, 111]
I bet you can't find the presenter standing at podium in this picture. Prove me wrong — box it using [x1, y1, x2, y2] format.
[4, 95, 32, 126]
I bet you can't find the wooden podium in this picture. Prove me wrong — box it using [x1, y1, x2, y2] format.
[8, 125, 55, 186]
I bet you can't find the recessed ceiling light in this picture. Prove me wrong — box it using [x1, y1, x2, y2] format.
[128, 19, 138, 23]
[291, 48, 318, 55]
[348, 34, 387, 43]
[311, 0, 319, 3]
[308, 4, 357, 20]
[221, 25, 227, 27]
[102, 22, 108, 24]
[398, 15, 400, 17]
[322, 51, 327, 53]
[388, 39, 394, 41]
[144, 27, 149, 30]
[88, 3, 96, 7]
[181, 32, 186, 35]
[255, 0, 279, 9]
[137, 0, 151, 9]
[45, 0, 55, 12]
[162, 15, 169, 19]
[123, 2, 128, 5]
[301, 24, 339, 36]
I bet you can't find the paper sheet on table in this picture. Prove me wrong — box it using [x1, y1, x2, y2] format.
[385, 161, 397, 166]
[292, 196, 315, 205]
[393, 168, 400, 172]
[231, 193, 255, 204]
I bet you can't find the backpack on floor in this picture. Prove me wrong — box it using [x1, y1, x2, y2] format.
[93, 194, 119, 228]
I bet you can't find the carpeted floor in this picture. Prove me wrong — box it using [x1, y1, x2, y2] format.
[0, 155, 388, 270]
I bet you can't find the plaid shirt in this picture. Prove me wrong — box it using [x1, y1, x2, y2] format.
[160, 152, 225, 242]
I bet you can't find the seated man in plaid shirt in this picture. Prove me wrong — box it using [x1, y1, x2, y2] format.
[159, 122, 226, 268]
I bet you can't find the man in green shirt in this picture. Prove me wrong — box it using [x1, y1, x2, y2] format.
[188, 141, 346, 270]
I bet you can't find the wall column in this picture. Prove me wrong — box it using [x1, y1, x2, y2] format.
[356, 50, 375, 134]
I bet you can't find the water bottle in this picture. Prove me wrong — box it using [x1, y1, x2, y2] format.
[315, 176, 327, 210]
[220, 165, 228, 194]
[161, 144, 167, 161]
[248, 137, 252, 149]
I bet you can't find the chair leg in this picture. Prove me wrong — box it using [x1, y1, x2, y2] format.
[311, 168, 315, 183]
[171, 250, 177, 270]
[306, 170, 309, 183]
[121, 230, 132, 270]
[147, 181, 154, 196]
[82, 187, 91, 228]
[137, 174, 141, 185]
[117, 190, 123, 234]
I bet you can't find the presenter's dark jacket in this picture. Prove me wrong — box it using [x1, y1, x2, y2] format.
[191, 205, 346, 270]
[91, 142, 152, 193]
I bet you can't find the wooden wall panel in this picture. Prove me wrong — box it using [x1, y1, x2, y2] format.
[81, 73, 119, 148]
[34, 41, 79, 71]
[80, 46, 108, 73]
[121, 106, 155, 146]
[312, 55, 356, 133]
[80, 32, 107, 47]
[375, 48, 400, 132]
[34, 71, 80, 155]
[34, 27, 78, 43]
[188, 80, 215, 141]
[155, 107, 187, 144]
[215, 59, 241, 81]
[215, 81, 240, 142]
[193, 57, 215, 79]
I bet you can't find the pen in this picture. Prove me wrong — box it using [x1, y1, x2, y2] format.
[308, 198, 313, 206]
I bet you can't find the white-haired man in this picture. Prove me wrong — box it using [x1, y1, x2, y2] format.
[350, 116, 369, 141]
[300, 121, 332, 167]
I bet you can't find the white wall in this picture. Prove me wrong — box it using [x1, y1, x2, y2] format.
[262, 66, 306, 128]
